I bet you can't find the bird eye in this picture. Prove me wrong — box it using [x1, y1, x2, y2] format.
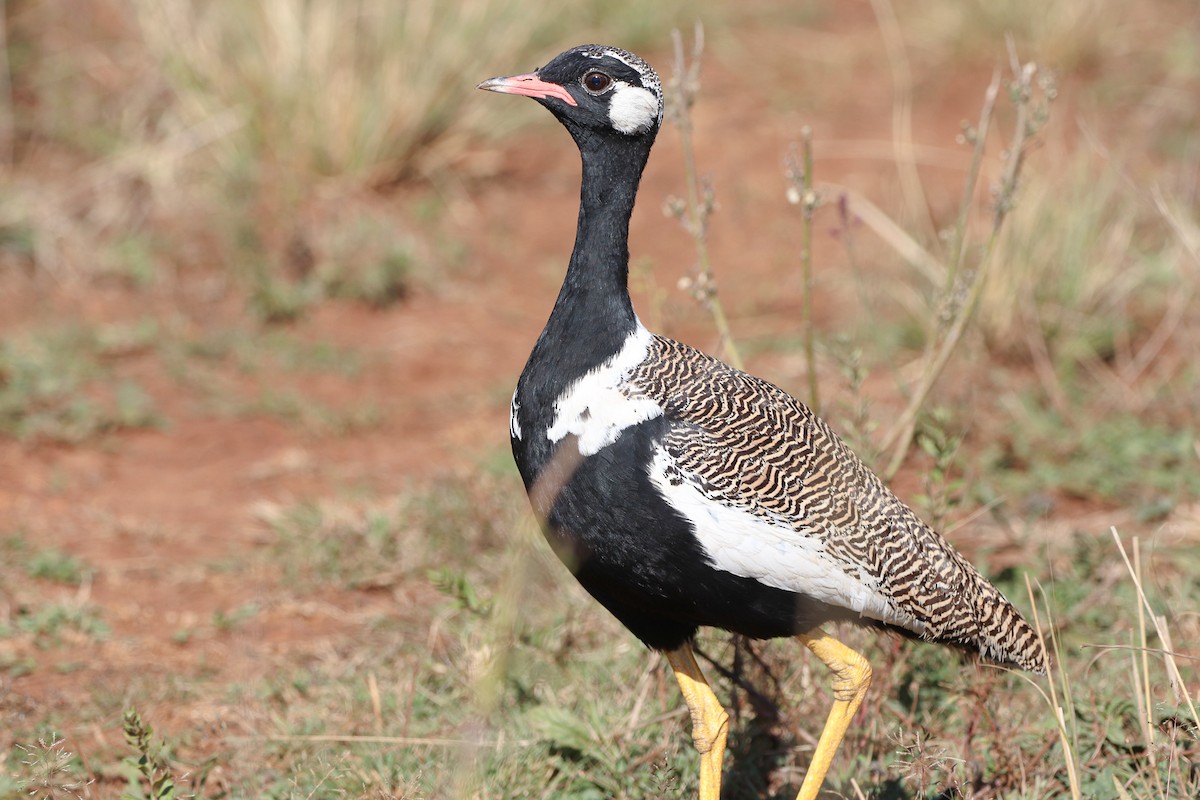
[582, 71, 612, 93]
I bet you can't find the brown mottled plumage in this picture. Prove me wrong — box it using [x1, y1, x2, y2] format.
[629, 334, 1046, 673]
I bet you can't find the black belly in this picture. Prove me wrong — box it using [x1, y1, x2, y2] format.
[513, 417, 859, 651]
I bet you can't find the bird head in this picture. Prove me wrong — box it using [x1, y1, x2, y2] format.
[478, 45, 663, 140]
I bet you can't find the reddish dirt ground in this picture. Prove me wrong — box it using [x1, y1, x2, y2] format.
[0, 6, 1113, 777]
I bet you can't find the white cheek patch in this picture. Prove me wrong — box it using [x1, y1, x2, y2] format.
[608, 83, 660, 135]
[547, 322, 663, 455]
[646, 447, 926, 635]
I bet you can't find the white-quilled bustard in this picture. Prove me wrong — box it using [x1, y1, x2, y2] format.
[479, 45, 1047, 800]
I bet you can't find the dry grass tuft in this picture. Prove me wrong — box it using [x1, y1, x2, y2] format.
[4, 0, 692, 284]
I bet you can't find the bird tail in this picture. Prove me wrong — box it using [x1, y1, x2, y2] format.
[971, 587, 1049, 674]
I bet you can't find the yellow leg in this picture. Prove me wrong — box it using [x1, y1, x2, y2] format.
[794, 629, 873, 800]
[666, 643, 730, 800]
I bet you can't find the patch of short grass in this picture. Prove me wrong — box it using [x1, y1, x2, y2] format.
[2, 470, 1172, 799]
[156, 324, 384, 434]
[0, 323, 163, 442]
[261, 474, 515, 590]
[241, 389, 384, 437]
[985, 397, 1199, 511]
[0, 316, 384, 442]
[0, 602, 110, 648]
[24, 547, 90, 586]
[241, 206, 422, 323]
[245, 477, 1199, 798]
[3, 535, 92, 589]
[189, 329, 368, 379]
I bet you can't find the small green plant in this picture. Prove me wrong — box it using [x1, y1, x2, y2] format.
[323, 250, 412, 308]
[212, 602, 260, 632]
[106, 234, 160, 289]
[121, 709, 179, 800]
[428, 567, 490, 615]
[248, 269, 318, 324]
[0, 651, 37, 678]
[316, 209, 416, 309]
[912, 408, 966, 531]
[25, 547, 89, 585]
[827, 336, 878, 462]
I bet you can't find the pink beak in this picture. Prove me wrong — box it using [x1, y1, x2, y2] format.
[477, 72, 578, 107]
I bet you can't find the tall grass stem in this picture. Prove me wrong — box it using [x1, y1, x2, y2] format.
[667, 24, 744, 370]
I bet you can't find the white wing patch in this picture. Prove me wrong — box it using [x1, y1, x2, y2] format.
[609, 82, 660, 135]
[547, 322, 663, 455]
[646, 447, 925, 634]
[510, 390, 522, 440]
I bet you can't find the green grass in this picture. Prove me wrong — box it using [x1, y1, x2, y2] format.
[9, 472, 1193, 798]
[241, 205, 421, 322]
[3, 536, 91, 586]
[0, 324, 163, 442]
[0, 603, 110, 648]
[984, 397, 1199, 511]
[194, 320, 389, 431]
[1, 539, 107, 652]
[260, 476, 513, 590]
[24, 547, 90, 585]
[0, 318, 383, 443]
[250, 483, 1196, 800]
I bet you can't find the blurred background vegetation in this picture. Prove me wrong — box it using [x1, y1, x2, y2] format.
[0, 0, 685, 300]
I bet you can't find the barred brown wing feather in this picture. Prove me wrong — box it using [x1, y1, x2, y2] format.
[631, 335, 1047, 674]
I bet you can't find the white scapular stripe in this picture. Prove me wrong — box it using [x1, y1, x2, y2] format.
[646, 447, 926, 634]
[608, 83, 660, 135]
[510, 391, 522, 440]
[547, 322, 662, 455]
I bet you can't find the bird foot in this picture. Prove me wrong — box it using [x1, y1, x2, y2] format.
[794, 630, 873, 800]
[666, 644, 729, 800]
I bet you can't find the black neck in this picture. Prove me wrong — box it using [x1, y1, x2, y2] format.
[512, 123, 658, 475]
[537, 127, 656, 366]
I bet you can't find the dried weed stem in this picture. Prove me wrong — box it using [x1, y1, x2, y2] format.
[880, 53, 1046, 479]
[787, 128, 822, 415]
[665, 23, 743, 370]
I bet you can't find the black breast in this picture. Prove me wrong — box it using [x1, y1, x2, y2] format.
[514, 415, 857, 651]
